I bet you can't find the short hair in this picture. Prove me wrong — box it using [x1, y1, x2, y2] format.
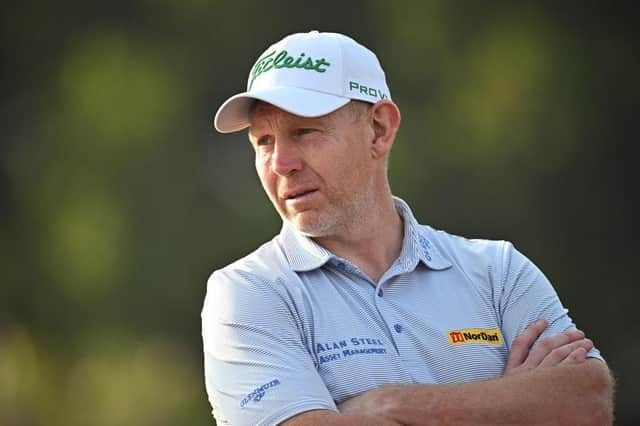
[348, 100, 372, 123]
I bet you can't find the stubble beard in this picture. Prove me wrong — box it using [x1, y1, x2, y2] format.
[285, 176, 377, 239]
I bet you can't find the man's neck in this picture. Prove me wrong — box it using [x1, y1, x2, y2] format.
[312, 195, 403, 283]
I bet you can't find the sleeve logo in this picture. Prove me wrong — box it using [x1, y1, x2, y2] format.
[240, 378, 281, 408]
[447, 328, 504, 345]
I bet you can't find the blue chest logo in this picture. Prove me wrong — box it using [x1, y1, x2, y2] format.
[315, 337, 387, 365]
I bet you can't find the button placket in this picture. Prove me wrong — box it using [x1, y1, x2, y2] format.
[373, 282, 408, 359]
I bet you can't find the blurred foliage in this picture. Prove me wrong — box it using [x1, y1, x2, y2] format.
[1, 0, 638, 424]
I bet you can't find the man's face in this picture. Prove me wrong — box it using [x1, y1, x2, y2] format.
[248, 101, 377, 237]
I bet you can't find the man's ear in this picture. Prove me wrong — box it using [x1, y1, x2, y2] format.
[368, 100, 401, 159]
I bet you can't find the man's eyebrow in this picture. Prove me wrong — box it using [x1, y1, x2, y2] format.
[294, 116, 332, 127]
[247, 129, 263, 142]
[247, 124, 264, 140]
[247, 119, 271, 135]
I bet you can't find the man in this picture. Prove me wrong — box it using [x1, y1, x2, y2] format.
[203, 31, 613, 425]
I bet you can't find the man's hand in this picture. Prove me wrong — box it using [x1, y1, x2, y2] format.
[504, 319, 594, 376]
[339, 320, 597, 416]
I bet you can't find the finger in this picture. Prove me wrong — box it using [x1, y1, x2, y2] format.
[506, 319, 548, 371]
[524, 328, 586, 367]
[560, 347, 588, 365]
[538, 343, 574, 367]
[539, 338, 593, 368]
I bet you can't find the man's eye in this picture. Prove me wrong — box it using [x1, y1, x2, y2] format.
[296, 128, 317, 136]
[256, 135, 274, 146]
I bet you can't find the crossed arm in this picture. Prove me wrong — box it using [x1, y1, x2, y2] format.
[282, 320, 614, 425]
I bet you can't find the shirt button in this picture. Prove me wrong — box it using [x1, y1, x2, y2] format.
[377, 289, 383, 297]
[394, 324, 403, 333]
[337, 261, 346, 269]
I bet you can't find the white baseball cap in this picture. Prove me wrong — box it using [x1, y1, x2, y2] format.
[213, 30, 391, 133]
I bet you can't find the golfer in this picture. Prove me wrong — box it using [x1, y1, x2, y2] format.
[202, 31, 613, 425]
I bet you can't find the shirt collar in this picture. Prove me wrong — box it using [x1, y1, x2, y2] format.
[279, 196, 452, 273]
[279, 222, 334, 272]
[393, 197, 452, 271]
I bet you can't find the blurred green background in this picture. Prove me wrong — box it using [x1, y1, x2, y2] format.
[1, 1, 638, 424]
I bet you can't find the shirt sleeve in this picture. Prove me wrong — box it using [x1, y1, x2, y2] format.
[202, 267, 337, 426]
[497, 242, 604, 361]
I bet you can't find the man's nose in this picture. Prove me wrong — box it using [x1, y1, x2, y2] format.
[271, 140, 303, 177]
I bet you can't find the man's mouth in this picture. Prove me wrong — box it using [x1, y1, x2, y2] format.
[283, 189, 318, 200]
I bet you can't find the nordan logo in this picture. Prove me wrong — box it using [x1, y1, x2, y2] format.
[447, 328, 504, 345]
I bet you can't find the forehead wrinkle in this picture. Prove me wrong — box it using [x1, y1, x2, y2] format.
[250, 103, 337, 136]
[248, 104, 285, 138]
[251, 104, 292, 130]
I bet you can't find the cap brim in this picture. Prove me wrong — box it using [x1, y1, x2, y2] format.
[213, 87, 351, 133]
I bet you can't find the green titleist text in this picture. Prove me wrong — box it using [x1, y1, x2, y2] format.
[249, 50, 331, 89]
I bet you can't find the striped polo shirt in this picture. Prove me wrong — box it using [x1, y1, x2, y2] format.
[201, 197, 602, 425]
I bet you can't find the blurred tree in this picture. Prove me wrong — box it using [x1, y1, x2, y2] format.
[1, 0, 638, 424]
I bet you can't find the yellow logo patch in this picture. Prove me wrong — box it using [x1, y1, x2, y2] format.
[447, 328, 504, 345]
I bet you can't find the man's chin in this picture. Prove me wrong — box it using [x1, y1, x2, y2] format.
[286, 214, 333, 238]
